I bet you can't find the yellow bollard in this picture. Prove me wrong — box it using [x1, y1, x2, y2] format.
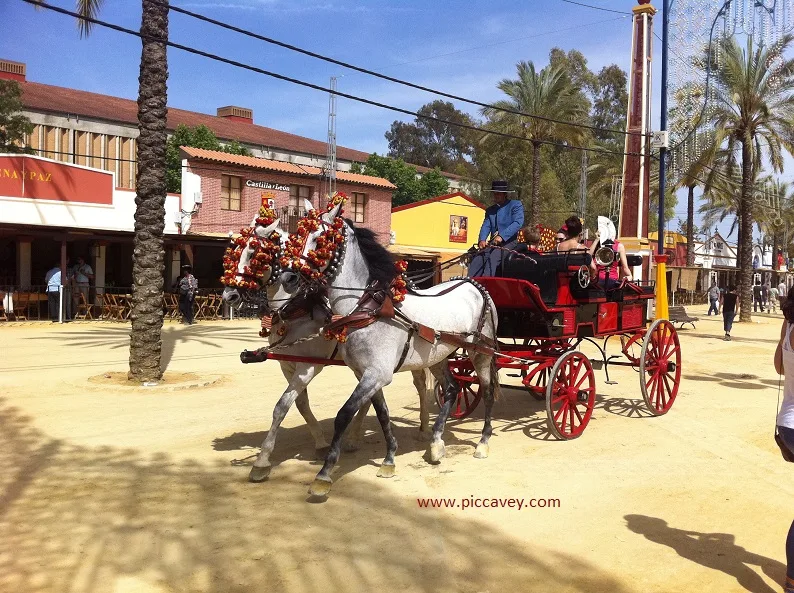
[654, 253, 669, 321]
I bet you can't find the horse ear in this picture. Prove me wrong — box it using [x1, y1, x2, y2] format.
[322, 201, 343, 225]
[303, 198, 314, 213]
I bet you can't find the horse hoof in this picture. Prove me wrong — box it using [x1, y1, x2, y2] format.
[308, 477, 332, 497]
[249, 465, 271, 482]
[473, 442, 490, 459]
[377, 463, 396, 478]
[428, 441, 446, 464]
[315, 446, 330, 460]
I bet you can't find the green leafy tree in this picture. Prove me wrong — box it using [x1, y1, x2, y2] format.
[385, 100, 477, 173]
[699, 34, 794, 321]
[591, 65, 628, 142]
[0, 80, 34, 154]
[354, 153, 449, 206]
[166, 124, 251, 192]
[481, 61, 589, 225]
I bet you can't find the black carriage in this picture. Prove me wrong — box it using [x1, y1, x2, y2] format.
[438, 249, 681, 439]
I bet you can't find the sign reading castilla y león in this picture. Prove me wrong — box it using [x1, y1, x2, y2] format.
[245, 179, 289, 192]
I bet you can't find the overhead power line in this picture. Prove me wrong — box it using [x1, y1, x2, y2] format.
[143, 0, 638, 138]
[558, 0, 632, 15]
[26, 0, 646, 159]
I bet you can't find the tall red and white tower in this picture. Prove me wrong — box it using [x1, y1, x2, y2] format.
[619, 0, 656, 276]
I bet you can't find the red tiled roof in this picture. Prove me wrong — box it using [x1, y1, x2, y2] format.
[19, 79, 466, 179]
[181, 146, 396, 189]
[391, 191, 484, 213]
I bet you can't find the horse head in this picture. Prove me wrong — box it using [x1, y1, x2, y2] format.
[278, 193, 348, 295]
[220, 205, 285, 310]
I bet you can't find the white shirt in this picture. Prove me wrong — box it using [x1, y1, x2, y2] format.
[778, 322, 794, 428]
[779, 282, 787, 297]
[74, 263, 93, 284]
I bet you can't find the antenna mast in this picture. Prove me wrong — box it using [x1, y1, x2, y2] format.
[324, 76, 338, 198]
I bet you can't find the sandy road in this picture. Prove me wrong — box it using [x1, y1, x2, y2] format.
[0, 307, 790, 593]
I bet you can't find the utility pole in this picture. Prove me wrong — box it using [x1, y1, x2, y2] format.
[579, 149, 588, 220]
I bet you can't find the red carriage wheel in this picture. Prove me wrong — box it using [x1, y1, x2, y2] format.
[639, 319, 681, 415]
[435, 359, 482, 419]
[545, 351, 596, 440]
[521, 363, 553, 401]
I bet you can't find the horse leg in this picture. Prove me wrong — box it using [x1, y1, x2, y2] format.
[250, 363, 320, 482]
[428, 361, 457, 464]
[412, 369, 432, 441]
[471, 352, 498, 459]
[309, 370, 390, 497]
[345, 399, 371, 453]
[281, 361, 328, 456]
[371, 391, 398, 478]
[294, 390, 330, 458]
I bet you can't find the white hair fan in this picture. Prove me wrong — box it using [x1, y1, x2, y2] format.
[595, 216, 617, 266]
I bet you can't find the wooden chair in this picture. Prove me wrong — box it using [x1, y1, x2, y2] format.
[209, 293, 223, 319]
[0, 294, 7, 322]
[13, 292, 29, 321]
[74, 291, 93, 320]
[164, 293, 180, 320]
[194, 295, 209, 320]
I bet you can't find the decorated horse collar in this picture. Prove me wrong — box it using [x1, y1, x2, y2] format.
[220, 205, 283, 290]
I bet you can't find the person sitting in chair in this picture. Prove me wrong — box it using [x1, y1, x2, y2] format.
[467, 180, 524, 277]
[521, 227, 542, 254]
[555, 216, 586, 253]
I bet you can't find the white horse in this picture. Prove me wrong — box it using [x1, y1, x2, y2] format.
[273, 197, 499, 498]
[222, 215, 432, 482]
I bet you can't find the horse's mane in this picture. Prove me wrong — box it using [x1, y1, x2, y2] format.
[345, 219, 396, 287]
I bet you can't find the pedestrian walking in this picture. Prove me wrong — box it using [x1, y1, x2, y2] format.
[754, 280, 765, 313]
[782, 280, 789, 311]
[771, 284, 780, 314]
[707, 280, 720, 315]
[772, 286, 794, 593]
[176, 264, 198, 324]
[763, 281, 771, 311]
[721, 285, 738, 341]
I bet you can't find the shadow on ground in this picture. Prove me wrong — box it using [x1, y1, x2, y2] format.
[625, 514, 785, 593]
[14, 323, 258, 373]
[0, 397, 635, 593]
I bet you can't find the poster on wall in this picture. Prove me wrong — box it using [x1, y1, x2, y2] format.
[449, 215, 468, 243]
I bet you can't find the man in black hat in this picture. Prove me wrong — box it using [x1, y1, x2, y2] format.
[176, 264, 198, 324]
[467, 180, 524, 277]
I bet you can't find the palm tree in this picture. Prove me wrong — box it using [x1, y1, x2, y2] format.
[481, 61, 589, 225]
[700, 34, 794, 322]
[47, 0, 169, 381]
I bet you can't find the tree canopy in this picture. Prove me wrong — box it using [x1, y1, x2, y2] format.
[166, 124, 251, 193]
[351, 153, 450, 207]
[0, 80, 34, 154]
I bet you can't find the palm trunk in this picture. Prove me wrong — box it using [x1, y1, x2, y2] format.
[530, 140, 541, 226]
[129, 0, 169, 382]
[686, 184, 695, 266]
[738, 140, 753, 322]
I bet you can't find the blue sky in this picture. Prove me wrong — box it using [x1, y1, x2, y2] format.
[1, 0, 706, 229]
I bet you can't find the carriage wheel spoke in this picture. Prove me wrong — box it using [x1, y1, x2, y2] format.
[554, 398, 569, 422]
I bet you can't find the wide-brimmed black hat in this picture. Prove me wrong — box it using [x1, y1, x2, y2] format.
[181, 264, 193, 271]
[486, 180, 515, 193]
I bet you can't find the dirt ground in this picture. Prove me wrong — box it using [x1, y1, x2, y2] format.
[0, 306, 791, 593]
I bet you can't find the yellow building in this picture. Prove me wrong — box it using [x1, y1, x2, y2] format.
[390, 192, 485, 282]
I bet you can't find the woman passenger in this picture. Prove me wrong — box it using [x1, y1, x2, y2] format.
[555, 216, 586, 253]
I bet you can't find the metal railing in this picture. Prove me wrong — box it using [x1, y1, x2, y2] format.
[280, 205, 307, 234]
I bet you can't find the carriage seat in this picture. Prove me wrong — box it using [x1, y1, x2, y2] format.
[501, 250, 593, 304]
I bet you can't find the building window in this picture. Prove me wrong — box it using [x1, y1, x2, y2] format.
[289, 185, 312, 211]
[715, 242, 723, 250]
[221, 175, 242, 211]
[352, 192, 367, 223]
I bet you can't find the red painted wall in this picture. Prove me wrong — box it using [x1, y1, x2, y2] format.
[186, 159, 393, 242]
[0, 155, 113, 204]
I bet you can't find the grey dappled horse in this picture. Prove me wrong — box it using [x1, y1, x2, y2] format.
[221, 218, 432, 482]
[273, 199, 499, 498]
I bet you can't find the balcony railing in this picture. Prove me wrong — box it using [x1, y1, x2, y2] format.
[280, 205, 307, 234]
